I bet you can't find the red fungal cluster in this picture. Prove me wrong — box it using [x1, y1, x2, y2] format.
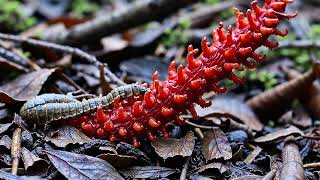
[68, 0, 297, 147]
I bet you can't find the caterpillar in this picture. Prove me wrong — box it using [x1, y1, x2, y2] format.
[19, 84, 149, 125]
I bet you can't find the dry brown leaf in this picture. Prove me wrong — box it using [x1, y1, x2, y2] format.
[195, 96, 263, 131]
[0, 68, 57, 104]
[191, 162, 228, 175]
[21, 147, 49, 176]
[0, 135, 11, 150]
[152, 131, 195, 159]
[121, 166, 177, 179]
[45, 125, 91, 148]
[201, 128, 232, 161]
[0, 123, 12, 135]
[254, 126, 304, 143]
[230, 175, 263, 180]
[98, 154, 139, 169]
[244, 146, 262, 164]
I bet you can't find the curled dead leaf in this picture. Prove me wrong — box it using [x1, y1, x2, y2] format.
[195, 96, 263, 132]
[0, 68, 57, 104]
[254, 126, 304, 143]
[21, 147, 49, 176]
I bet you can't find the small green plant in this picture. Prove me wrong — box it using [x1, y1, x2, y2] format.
[248, 70, 278, 90]
[0, 0, 36, 32]
[310, 24, 320, 38]
[161, 16, 191, 48]
[205, 0, 220, 5]
[71, 0, 99, 18]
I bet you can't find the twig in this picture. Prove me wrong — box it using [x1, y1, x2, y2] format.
[0, 33, 126, 86]
[179, 157, 191, 180]
[193, 128, 204, 139]
[262, 169, 276, 180]
[279, 138, 304, 180]
[45, 0, 200, 45]
[185, 120, 213, 130]
[304, 162, 320, 169]
[246, 62, 320, 120]
[11, 127, 22, 175]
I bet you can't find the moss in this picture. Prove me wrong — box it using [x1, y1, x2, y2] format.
[161, 16, 191, 48]
[71, 0, 99, 18]
[0, 0, 36, 32]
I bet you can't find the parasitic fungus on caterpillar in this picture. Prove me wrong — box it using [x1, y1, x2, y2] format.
[20, 0, 298, 148]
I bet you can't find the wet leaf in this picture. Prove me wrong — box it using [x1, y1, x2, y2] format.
[0, 169, 44, 180]
[195, 96, 263, 131]
[244, 146, 262, 164]
[0, 123, 12, 135]
[191, 162, 228, 175]
[0, 135, 12, 150]
[152, 131, 195, 159]
[255, 126, 304, 143]
[45, 125, 91, 148]
[230, 175, 263, 180]
[116, 142, 151, 164]
[46, 149, 124, 180]
[21, 147, 49, 176]
[0, 57, 26, 76]
[201, 128, 232, 161]
[279, 106, 312, 128]
[0, 68, 57, 104]
[121, 166, 177, 179]
[98, 153, 141, 168]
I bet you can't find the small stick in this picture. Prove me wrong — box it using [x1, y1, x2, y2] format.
[246, 63, 320, 120]
[0, 33, 126, 86]
[11, 127, 22, 175]
[279, 138, 304, 180]
[262, 169, 276, 180]
[193, 128, 204, 139]
[304, 162, 320, 169]
[185, 120, 213, 130]
[179, 157, 191, 180]
[45, 0, 200, 45]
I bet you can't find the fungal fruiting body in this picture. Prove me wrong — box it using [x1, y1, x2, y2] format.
[69, 0, 297, 147]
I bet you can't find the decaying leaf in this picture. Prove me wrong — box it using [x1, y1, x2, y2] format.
[45, 125, 91, 148]
[0, 68, 57, 104]
[279, 106, 312, 128]
[21, 147, 49, 176]
[116, 142, 151, 164]
[152, 131, 195, 159]
[195, 96, 263, 132]
[246, 63, 320, 120]
[98, 153, 141, 169]
[254, 126, 304, 143]
[0, 135, 12, 150]
[230, 175, 263, 180]
[201, 128, 232, 161]
[121, 166, 177, 179]
[46, 149, 124, 180]
[244, 146, 262, 164]
[190, 162, 228, 176]
[0, 169, 44, 180]
[0, 123, 12, 135]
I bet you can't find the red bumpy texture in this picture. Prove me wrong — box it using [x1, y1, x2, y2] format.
[68, 0, 297, 147]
